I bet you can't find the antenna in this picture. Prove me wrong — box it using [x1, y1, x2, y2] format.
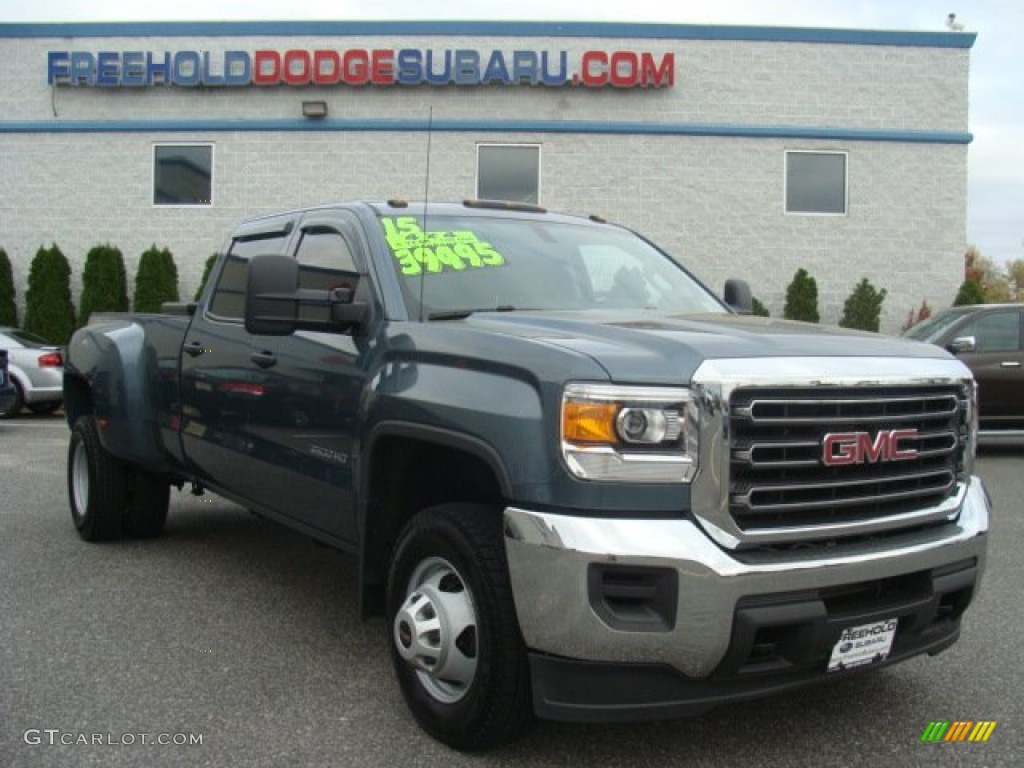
[418, 106, 433, 322]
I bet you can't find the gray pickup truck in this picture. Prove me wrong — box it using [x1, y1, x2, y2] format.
[63, 200, 990, 749]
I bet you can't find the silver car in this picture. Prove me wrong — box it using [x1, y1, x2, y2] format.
[0, 328, 64, 418]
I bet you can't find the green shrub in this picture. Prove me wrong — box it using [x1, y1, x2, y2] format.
[0, 248, 16, 327]
[79, 244, 129, 325]
[783, 268, 820, 323]
[750, 296, 770, 317]
[23, 244, 76, 344]
[194, 253, 219, 301]
[134, 245, 180, 312]
[839, 278, 887, 332]
[953, 278, 985, 306]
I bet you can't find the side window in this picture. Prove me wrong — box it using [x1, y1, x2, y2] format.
[295, 229, 359, 290]
[961, 312, 1021, 353]
[208, 234, 288, 320]
[294, 228, 361, 324]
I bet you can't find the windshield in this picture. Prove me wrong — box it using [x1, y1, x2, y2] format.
[377, 213, 726, 318]
[904, 309, 972, 342]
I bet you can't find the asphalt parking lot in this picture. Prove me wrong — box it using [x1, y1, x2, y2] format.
[1, 413, 1021, 767]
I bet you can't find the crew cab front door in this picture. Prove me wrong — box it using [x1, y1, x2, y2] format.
[242, 211, 375, 543]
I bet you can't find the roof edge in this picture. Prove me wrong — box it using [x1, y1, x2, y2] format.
[0, 21, 977, 48]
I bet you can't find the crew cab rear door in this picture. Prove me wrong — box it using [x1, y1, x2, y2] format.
[180, 217, 297, 498]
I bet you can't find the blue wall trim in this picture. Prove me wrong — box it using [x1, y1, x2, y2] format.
[0, 21, 976, 48]
[0, 118, 973, 144]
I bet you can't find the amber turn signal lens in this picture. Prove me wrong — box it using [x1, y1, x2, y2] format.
[563, 401, 619, 443]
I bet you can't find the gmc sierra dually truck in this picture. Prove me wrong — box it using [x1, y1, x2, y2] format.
[64, 200, 989, 749]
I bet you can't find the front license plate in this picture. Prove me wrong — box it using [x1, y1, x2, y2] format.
[827, 618, 898, 673]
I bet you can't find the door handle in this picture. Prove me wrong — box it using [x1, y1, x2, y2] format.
[251, 351, 277, 369]
[184, 341, 206, 357]
[999, 361, 1021, 368]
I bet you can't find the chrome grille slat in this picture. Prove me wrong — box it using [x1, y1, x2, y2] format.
[729, 385, 967, 534]
[733, 469, 956, 513]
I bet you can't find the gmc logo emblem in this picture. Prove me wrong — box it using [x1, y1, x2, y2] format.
[822, 429, 919, 466]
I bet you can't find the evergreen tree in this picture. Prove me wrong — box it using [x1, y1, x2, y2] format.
[0, 248, 16, 327]
[79, 244, 129, 325]
[134, 245, 180, 312]
[750, 296, 770, 317]
[23, 244, 76, 344]
[783, 268, 820, 323]
[194, 253, 219, 301]
[839, 278, 887, 332]
[953, 278, 986, 306]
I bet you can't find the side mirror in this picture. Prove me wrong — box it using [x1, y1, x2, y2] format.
[246, 254, 301, 335]
[723, 279, 753, 314]
[245, 254, 369, 336]
[948, 335, 976, 354]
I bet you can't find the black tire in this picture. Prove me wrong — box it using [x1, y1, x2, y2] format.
[27, 400, 62, 415]
[122, 469, 169, 538]
[0, 380, 24, 418]
[68, 415, 128, 541]
[387, 504, 532, 750]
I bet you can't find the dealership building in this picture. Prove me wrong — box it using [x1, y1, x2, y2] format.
[0, 21, 974, 330]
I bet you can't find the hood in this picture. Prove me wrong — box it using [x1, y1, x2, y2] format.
[457, 310, 952, 384]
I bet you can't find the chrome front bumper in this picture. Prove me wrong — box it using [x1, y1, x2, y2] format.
[504, 476, 989, 679]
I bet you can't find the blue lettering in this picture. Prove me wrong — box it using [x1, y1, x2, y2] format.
[482, 50, 510, 84]
[173, 51, 200, 86]
[122, 51, 145, 85]
[147, 52, 171, 85]
[223, 50, 251, 85]
[96, 51, 119, 86]
[47, 51, 70, 84]
[540, 51, 568, 86]
[424, 50, 452, 85]
[69, 52, 96, 85]
[396, 49, 422, 85]
[201, 51, 225, 86]
[511, 51, 539, 85]
[453, 49, 479, 85]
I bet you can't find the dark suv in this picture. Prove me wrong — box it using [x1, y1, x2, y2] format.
[905, 303, 1024, 431]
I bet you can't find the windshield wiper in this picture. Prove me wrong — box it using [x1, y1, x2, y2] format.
[428, 305, 519, 321]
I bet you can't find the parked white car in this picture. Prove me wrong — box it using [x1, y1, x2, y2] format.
[0, 328, 64, 418]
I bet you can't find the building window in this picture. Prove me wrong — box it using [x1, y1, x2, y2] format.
[477, 144, 541, 204]
[154, 144, 213, 206]
[785, 151, 847, 215]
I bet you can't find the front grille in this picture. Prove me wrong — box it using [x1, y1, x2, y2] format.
[729, 385, 968, 533]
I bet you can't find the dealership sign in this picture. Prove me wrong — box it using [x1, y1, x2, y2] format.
[47, 49, 674, 88]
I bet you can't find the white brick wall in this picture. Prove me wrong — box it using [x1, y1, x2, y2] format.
[0, 26, 970, 332]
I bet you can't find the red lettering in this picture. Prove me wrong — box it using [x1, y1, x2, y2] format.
[581, 51, 607, 86]
[252, 50, 280, 85]
[856, 432, 889, 463]
[609, 51, 638, 87]
[823, 429, 919, 466]
[283, 50, 311, 85]
[641, 52, 674, 87]
[371, 49, 394, 85]
[343, 49, 369, 85]
[313, 50, 341, 84]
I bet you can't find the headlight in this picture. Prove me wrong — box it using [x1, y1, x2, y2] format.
[561, 383, 697, 482]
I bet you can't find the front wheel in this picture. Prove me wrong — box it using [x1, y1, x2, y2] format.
[387, 504, 532, 750]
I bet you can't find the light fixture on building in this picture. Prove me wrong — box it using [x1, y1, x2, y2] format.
[302, 100, 328, 118]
